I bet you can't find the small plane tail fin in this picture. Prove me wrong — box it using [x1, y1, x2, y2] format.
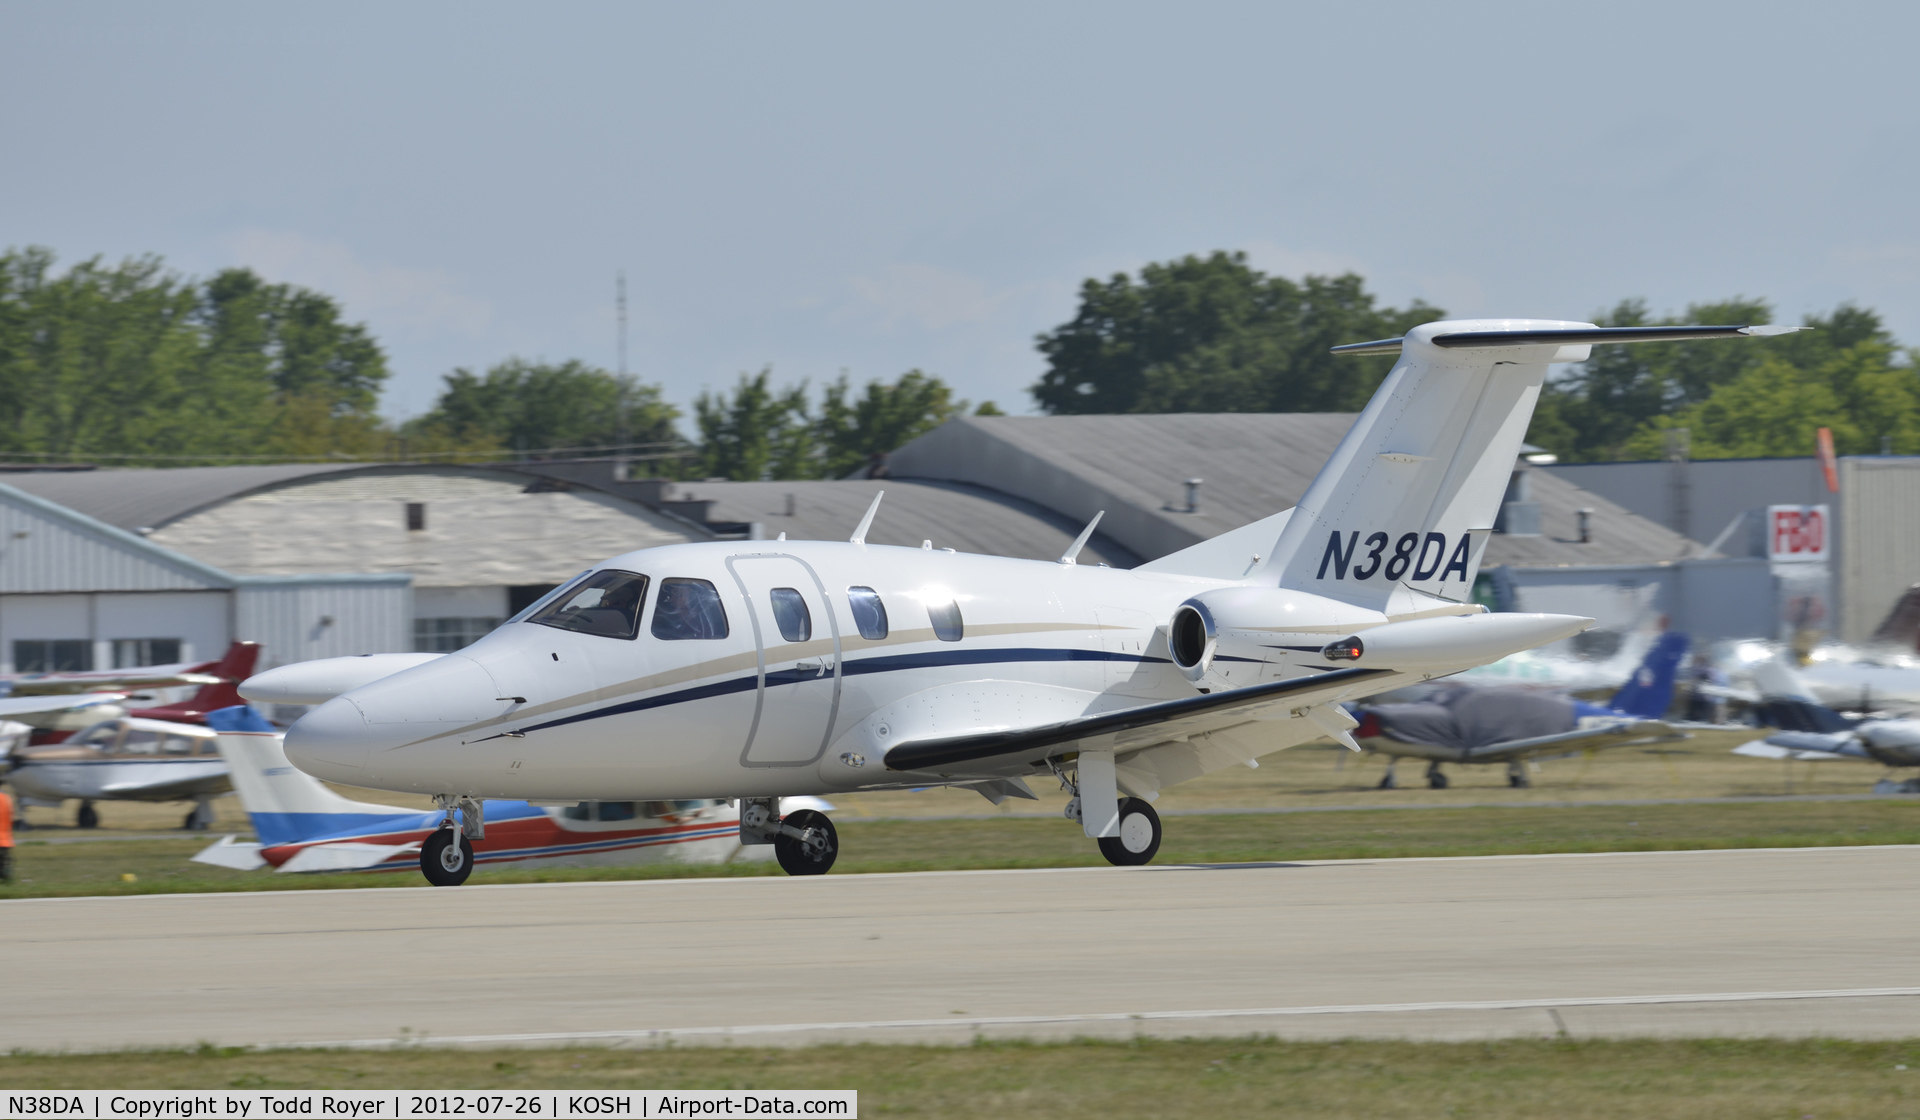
[130, 641, 261, 723]
[1608, 630, 1690, 718]
[205, 705, 409, 846]
[1195, 319, 1788, 611]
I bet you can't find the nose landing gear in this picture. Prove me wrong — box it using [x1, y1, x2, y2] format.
[419, 795, 485, 886]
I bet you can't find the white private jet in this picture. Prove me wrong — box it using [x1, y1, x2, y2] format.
[252, 319, 1792, 883]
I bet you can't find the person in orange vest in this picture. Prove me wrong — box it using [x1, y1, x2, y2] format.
[0, 786, 13, 882]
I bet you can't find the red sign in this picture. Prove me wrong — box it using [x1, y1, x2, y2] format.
[1768, 504, 1828, 563]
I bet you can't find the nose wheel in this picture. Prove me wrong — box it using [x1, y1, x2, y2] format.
[420, 826, 475, 886]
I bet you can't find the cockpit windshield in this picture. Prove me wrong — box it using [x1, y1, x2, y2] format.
[524, 569, 650, 640]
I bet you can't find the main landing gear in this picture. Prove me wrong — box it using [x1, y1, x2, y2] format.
[1425, 762, 1450, 790]
[741, 799, 839, 876]
[1507, 761, 1532, 789]
[182, 797, 216, 831]
[76, 801, 100, 829]
[1058, 757, 1164, 867]
[420, 795, 485, 887]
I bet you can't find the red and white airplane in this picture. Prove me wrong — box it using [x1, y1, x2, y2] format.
[251, 320, 1794, 882]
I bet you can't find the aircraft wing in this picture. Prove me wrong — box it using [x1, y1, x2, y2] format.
[883, 666, 1396, 774]
[2, 671, 219, 697]
[1455, 720, 1688, 763]
[1732, 731, 1865, 760]
[0, 691, 127, 719]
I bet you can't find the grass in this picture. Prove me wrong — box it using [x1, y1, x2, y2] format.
[5, 1038, 1920, 1117]
[4, 798, 1918, 900]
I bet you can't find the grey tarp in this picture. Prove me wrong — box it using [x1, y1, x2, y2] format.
[1368, 687, 1576, 753]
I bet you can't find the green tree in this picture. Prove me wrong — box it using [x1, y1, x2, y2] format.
[407, 358, 682, 460]
[693, 368, 967, 480]
[1031, 251, 1442, 415]
[1534, 301, 1914, 462]
[0, 247, 389, 464]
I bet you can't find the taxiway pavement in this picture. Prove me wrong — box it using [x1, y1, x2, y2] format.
[12, 846, 1920, 1051]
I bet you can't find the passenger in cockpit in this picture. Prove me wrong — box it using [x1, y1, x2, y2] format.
[651, 578, 729, 641]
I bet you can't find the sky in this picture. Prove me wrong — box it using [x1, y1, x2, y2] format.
[4, 1, 1917, 429]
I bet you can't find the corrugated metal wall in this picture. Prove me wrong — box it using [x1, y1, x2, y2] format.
[0, 488, 227, 593]
[1839, 459, 1920, 641]
[234, 578, 413, 669]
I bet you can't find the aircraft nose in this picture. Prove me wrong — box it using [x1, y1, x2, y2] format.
[283, 696, 374, 783]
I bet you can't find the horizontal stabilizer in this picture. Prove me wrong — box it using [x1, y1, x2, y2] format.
[0, 691, 125, 719]
[1733, 739, 1845, 761]
[1332, 325, 1802, 355]
[277, 841, 420, 873]
[190, 835, 266, 871]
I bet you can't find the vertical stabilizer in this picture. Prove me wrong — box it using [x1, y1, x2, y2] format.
[1608, 631, 1690, 718]
[1261, 320, 1592, 610]
[205, 705, 411, 845]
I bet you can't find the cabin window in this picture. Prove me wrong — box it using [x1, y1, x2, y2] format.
[651, 578, 730, 640]
[564, 801, 640, 822]
[847, 587, 888, 640]
[161, 735, 197, 756]
[525, 569, 649, 640]
[769, 588, 812, 643]
[79, 725, 120, 749]
[927, 598, 964, 642]
[119, 730, 162, 755]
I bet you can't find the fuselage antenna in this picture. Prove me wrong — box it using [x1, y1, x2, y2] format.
[1058, 510, 1106, 565]
[850, 491, 885, 545]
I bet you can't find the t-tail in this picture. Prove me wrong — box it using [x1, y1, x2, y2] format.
[1607, 630, 1689, 718]
[1247, 319, 1798, 611]
[204, 704, 412, 846]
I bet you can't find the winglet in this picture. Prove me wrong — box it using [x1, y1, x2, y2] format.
[1058, 510, 1105, 565]
[850, 490, 884, 545]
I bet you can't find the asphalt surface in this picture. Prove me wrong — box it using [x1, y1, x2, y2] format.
[11, 846, 1920, 1051]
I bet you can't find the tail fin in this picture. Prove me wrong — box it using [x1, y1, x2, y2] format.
[1259, 319, 1593, 610]
[205, 705, 410, 846]
[130, 641, 261, 723]
[1224, 319, 1788, 611]
[1608, 631, 1689, 718]
[1748, 652, 1856, 732]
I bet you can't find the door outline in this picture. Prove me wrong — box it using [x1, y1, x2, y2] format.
[725, 553, 844, 767]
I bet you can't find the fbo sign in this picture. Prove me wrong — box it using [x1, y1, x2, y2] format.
[1767, 504, 1828, 563]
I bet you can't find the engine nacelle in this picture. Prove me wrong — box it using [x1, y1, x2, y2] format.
[1318, 612, 1593, 672]
[1167, 586, 1390, 690]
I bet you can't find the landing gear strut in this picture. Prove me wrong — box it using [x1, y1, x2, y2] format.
[182, 797, 216, 831]
[741, 798, 839, 876]
[419, 795, 485, 886]
[1426, 762, 1450, 790]
[1377, 761, 1398, 790]
[1507, 761, 1532, 789]
[1056, 757, 1164, 867]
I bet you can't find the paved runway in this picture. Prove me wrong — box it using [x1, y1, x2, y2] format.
[13, 846, 1920, 1051]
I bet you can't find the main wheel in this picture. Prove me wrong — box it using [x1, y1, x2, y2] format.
[1427, 768, 1450, 790]
[1097, 798, 1162, 866]
[1508, 770, 1532, 789]
[420, 827, 475, 886]
[774, 809, 838, 876]
[77, 802, 99, 829]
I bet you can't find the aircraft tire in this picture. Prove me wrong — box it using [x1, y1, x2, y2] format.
[77, 802, 99, 830]
[774, 810, 838, 876]
[1427, 770, 1449, 790]
[420, 827, 475, 887]
[1097, 798, 1161, 867]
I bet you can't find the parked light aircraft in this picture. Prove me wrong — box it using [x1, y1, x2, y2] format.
[254, 319, 1792, 881]
[0, 642, 259, 740]
[191, 706, 763, 879]
[1351, 630, 1691, 789]
[1732, 651, 1920, 783]
[4, 644, 260, 828]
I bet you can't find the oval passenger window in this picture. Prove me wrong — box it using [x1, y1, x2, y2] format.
[928, 599, 963, 643]
[769, 588, 812, 643]
[847, 587, 888, 640]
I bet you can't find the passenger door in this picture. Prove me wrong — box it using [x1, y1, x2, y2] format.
[727, 554, 842, 766]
